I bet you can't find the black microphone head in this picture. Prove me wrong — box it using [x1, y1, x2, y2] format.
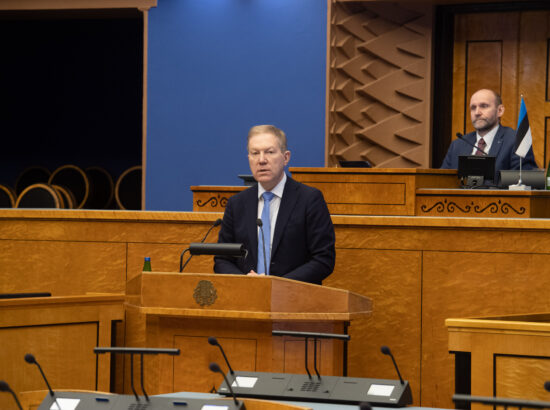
[208, 336, 219, 346]
[544, 380, 550, 392]
[209, 362, 222, 373]
[380, 345, 391, 355]
[214, 218, 222, 227]
[256, 218, 262, 227]
[456, 132, 463, 139]
[359, 402, 372, 410]
[24, 353, 36, 364]
[0, 380, 10, 392]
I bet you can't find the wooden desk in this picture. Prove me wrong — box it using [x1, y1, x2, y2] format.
[124, 272, 371, 394]
[191, 167, 458, 215]
[416, 189, 550, 218]
[0, 294, 124, 410]
[3, 209, 550, 407]
[191, 185, 246, 212]
[290, 167, 458, 215]
[446, 314, 550, 409]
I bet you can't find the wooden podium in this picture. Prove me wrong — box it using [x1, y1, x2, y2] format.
[124, 272, 372, 395]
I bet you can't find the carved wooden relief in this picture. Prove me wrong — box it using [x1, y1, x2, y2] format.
[327, 1, 433, 168]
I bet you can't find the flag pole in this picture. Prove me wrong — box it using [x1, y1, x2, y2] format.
[509, 94, 531, 191]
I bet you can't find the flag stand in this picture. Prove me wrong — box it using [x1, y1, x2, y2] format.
[509, 157, 531, 190]
[509, 94, 532, 191]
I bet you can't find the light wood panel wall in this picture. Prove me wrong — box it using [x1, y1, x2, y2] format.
[327, 1, 433, 168]
[452, 10, 550, 169]
[2, 210, 550, 407]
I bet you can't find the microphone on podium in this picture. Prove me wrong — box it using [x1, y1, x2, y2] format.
[0, 380, 23, 410]
[180, 218, 222, 272]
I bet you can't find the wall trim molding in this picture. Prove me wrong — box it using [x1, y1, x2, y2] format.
[0, 0, 157, 10]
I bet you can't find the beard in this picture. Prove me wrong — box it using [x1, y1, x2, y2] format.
[473, 117, 498, 133]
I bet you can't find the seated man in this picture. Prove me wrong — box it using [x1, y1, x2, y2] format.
[441, 89, 537, 175]
[214, 125, 335, 285]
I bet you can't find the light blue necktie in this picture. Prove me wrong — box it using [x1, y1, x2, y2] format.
[257, 191, 274, 275]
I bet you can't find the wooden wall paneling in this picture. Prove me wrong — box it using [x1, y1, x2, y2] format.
[327, 1, 433, 168]
[452, 12, 520, 136]
[0, 240, 127, 295]
[496, 355, 550, 401]
[5, 210, 550, 408]
[0, 295, 123, 410]
[324, 245, 422, 405]
[422, 250, 550, 408]
[518, 11, 550, 169]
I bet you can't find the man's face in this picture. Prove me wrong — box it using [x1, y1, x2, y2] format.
[470, 90, 504, 134]
[248, 132, 290, 191]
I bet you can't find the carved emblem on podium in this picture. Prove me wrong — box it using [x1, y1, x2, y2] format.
[193, 280, 217, 306]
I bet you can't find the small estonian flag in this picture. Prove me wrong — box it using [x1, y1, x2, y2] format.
[515, 96, 532, 158]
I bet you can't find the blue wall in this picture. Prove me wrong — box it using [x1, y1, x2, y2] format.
[146, 0, 327, 211]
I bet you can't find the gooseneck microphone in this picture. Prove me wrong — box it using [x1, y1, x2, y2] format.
[0, 380, 23, 410]
[456, 132, 488, 156]
[209, 362, 242, 408]
[180, 218, 223, 272]
[201, 218, 223, 242]
[208, 337, 235, 375]
[256, 218, 267, 275]
[381, 345, 404, 385]
[24, 353, 55, 396]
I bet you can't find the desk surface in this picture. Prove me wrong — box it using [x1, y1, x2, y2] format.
[162, 391, 443, 410]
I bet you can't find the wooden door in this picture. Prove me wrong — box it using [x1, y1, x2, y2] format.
[452, 11, 550, 168]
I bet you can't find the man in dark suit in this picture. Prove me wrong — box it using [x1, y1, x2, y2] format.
[441, 89, 537, 174]
[214, 125, 335, 285]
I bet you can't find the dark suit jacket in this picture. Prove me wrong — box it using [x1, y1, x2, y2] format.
[441, 125, 537, 177]
[213, 176, 336, 285]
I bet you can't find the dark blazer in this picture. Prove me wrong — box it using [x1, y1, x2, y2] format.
[441, 125, 538, 176]
[214, 176, 335, 285]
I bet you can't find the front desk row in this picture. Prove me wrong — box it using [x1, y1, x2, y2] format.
[5, 336, 550, 410]
[2, 333, 412, 410]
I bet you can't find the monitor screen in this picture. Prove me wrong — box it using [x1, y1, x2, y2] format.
[339, 160, 372, 168]
[458, 155, 496, 182]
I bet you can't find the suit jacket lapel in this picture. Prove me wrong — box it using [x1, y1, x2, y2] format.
[463, 133, 477, 156]
[271, 177, 299, 257]
[488, 125, 505, 157]
[246, 185, 259, 263]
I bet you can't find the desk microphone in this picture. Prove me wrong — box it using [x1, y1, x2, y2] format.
[381, 346, 404, 385]
[208, 336, 235, 375]
[256, 218, 268, 275]
[24, 353, 62, 409]
[456, 132, 488, 156]
[180, 218, 222, 272]
[0, 380, 23, 410]
[209, 362, 243, 408]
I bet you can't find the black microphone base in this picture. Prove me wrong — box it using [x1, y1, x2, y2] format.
[217, 370, 412, 407]
[37, 391, 244, 410]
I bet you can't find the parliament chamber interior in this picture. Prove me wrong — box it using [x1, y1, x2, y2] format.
[2, 1, 550, 410]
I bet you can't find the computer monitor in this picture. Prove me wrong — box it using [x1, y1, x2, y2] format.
[458, 155, 496, 187]
[338, 160, 372, 168]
